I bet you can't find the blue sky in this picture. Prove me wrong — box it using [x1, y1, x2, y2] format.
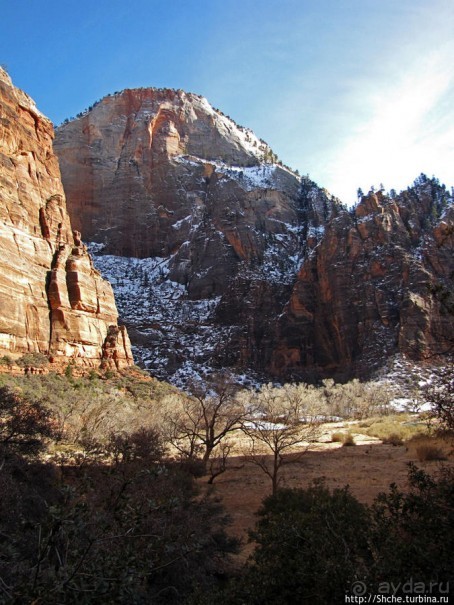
[1, 0, 453, 203]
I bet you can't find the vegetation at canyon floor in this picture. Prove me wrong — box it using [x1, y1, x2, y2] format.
[0, 361, 452, 603]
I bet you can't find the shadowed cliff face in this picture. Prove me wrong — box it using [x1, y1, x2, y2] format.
[55, 88, 453, 385]
[272, 185, 454, 380]
[0, 68, 133, 368]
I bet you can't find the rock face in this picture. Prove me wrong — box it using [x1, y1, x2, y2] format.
[272, 181, 454, 380]
[54, 88, 299, 295]
[0, 68, 133, 368]
[54, 87, 453, 384]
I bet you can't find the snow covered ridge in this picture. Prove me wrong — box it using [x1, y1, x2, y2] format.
[175, 155, 298, 192]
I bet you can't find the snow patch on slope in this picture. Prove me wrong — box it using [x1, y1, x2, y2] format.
[175, 155, 295, 192]
[87, 244, 260, 388]
[196, 96, 269, 161]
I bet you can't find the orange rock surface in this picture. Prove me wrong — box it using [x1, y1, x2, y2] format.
[0, 68, 132, 368]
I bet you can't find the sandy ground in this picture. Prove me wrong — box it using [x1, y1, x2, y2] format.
[200, 431, 453, 561]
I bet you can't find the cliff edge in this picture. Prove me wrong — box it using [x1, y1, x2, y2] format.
[0, 68, 132, 369]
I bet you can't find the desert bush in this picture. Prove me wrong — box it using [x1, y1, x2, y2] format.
[322, 379, 393, 420]
[0, 386, 55, 457]
[331, 431, 345, 442]
[233, 482, 371, 604]
[382, 433, 404, 446]
[406, 434, 451, 462]
[424, 364, 454, 431]
[331, 431, 355, 445]
[342, 432, 356, 446]
[16, 352, 49, 368]
[415, 444, 447, 461]
[0, 355, 13, 367]
[107, 427, 167, 464]
[215, 466, 454, 603]
[363, 415, 426, 443]
[0, 372, 177, 446]
[369, 464, 454, 587]
[0, 401, 237, 604]
[1, 457, 237, 603]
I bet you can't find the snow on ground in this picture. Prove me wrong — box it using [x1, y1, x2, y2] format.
[374, 354, 443, 413]
[88, 244, 262, 389]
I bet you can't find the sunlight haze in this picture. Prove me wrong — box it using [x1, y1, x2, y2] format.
[1, 0, 452, 204]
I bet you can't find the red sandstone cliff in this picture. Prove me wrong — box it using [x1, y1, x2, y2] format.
[270, 183, 454, 379]
[0, 68, 132, 369]
[54, 88, 453, 384]
[54, 88, 299, 278]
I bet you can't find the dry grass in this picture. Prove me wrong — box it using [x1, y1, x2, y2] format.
[406, 434, 452, 462]
[204, 429, 454, 561]
[342, 433, 356, 446]
[415, 445, 447, 461]
[363, 414, 427, 443]
[381, 433, 404, 446]
[331, 431, 345, 443]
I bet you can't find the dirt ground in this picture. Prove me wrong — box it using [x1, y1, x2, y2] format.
[201, 430, 453, 561]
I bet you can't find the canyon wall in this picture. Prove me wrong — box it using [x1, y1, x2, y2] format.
[54, 88, 453, 384]
[0, 68, 132, 369]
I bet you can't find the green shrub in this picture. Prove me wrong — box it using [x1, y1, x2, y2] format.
[16, 352, 49, 368]
[0, 355, 13, 367]
[219, 466, 454, 603]
[88, 368, 99, 381]
[369, 464, 454, 587]
[237, 482, 371, 604]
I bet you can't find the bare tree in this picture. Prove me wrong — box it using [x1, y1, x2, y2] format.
[320, 378, 391, 419]
[164, 374, 247, 480]
[241, 383, 323, 495]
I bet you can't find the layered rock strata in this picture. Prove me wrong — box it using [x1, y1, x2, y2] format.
[270, 184, 454, 379]
[54, 88, 453, 383]
[0, 68, 132, 368]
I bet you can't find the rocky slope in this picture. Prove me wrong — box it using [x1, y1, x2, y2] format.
[54, 88, 453, 384]
[272, 178, 454, 380]
[0, 68, 132, 369]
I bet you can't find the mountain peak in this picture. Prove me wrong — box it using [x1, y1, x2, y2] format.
[54, 88, 453, 385]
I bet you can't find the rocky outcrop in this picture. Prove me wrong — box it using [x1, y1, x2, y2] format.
[54, 88, 453, 384]
[54, 88, 299, 267]
[271, 183, 454, 380]
[54, 88, 305, 382]
[0, 68, 132, 368]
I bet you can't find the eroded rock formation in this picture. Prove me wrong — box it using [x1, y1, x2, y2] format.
[271, 183, 454, 380]
[0, 68, 132, 368]
[54, 87, 453, 384]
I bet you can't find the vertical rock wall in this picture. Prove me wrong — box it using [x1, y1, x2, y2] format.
[0, 68, 132, 368]
[53, 86, 453, 383]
